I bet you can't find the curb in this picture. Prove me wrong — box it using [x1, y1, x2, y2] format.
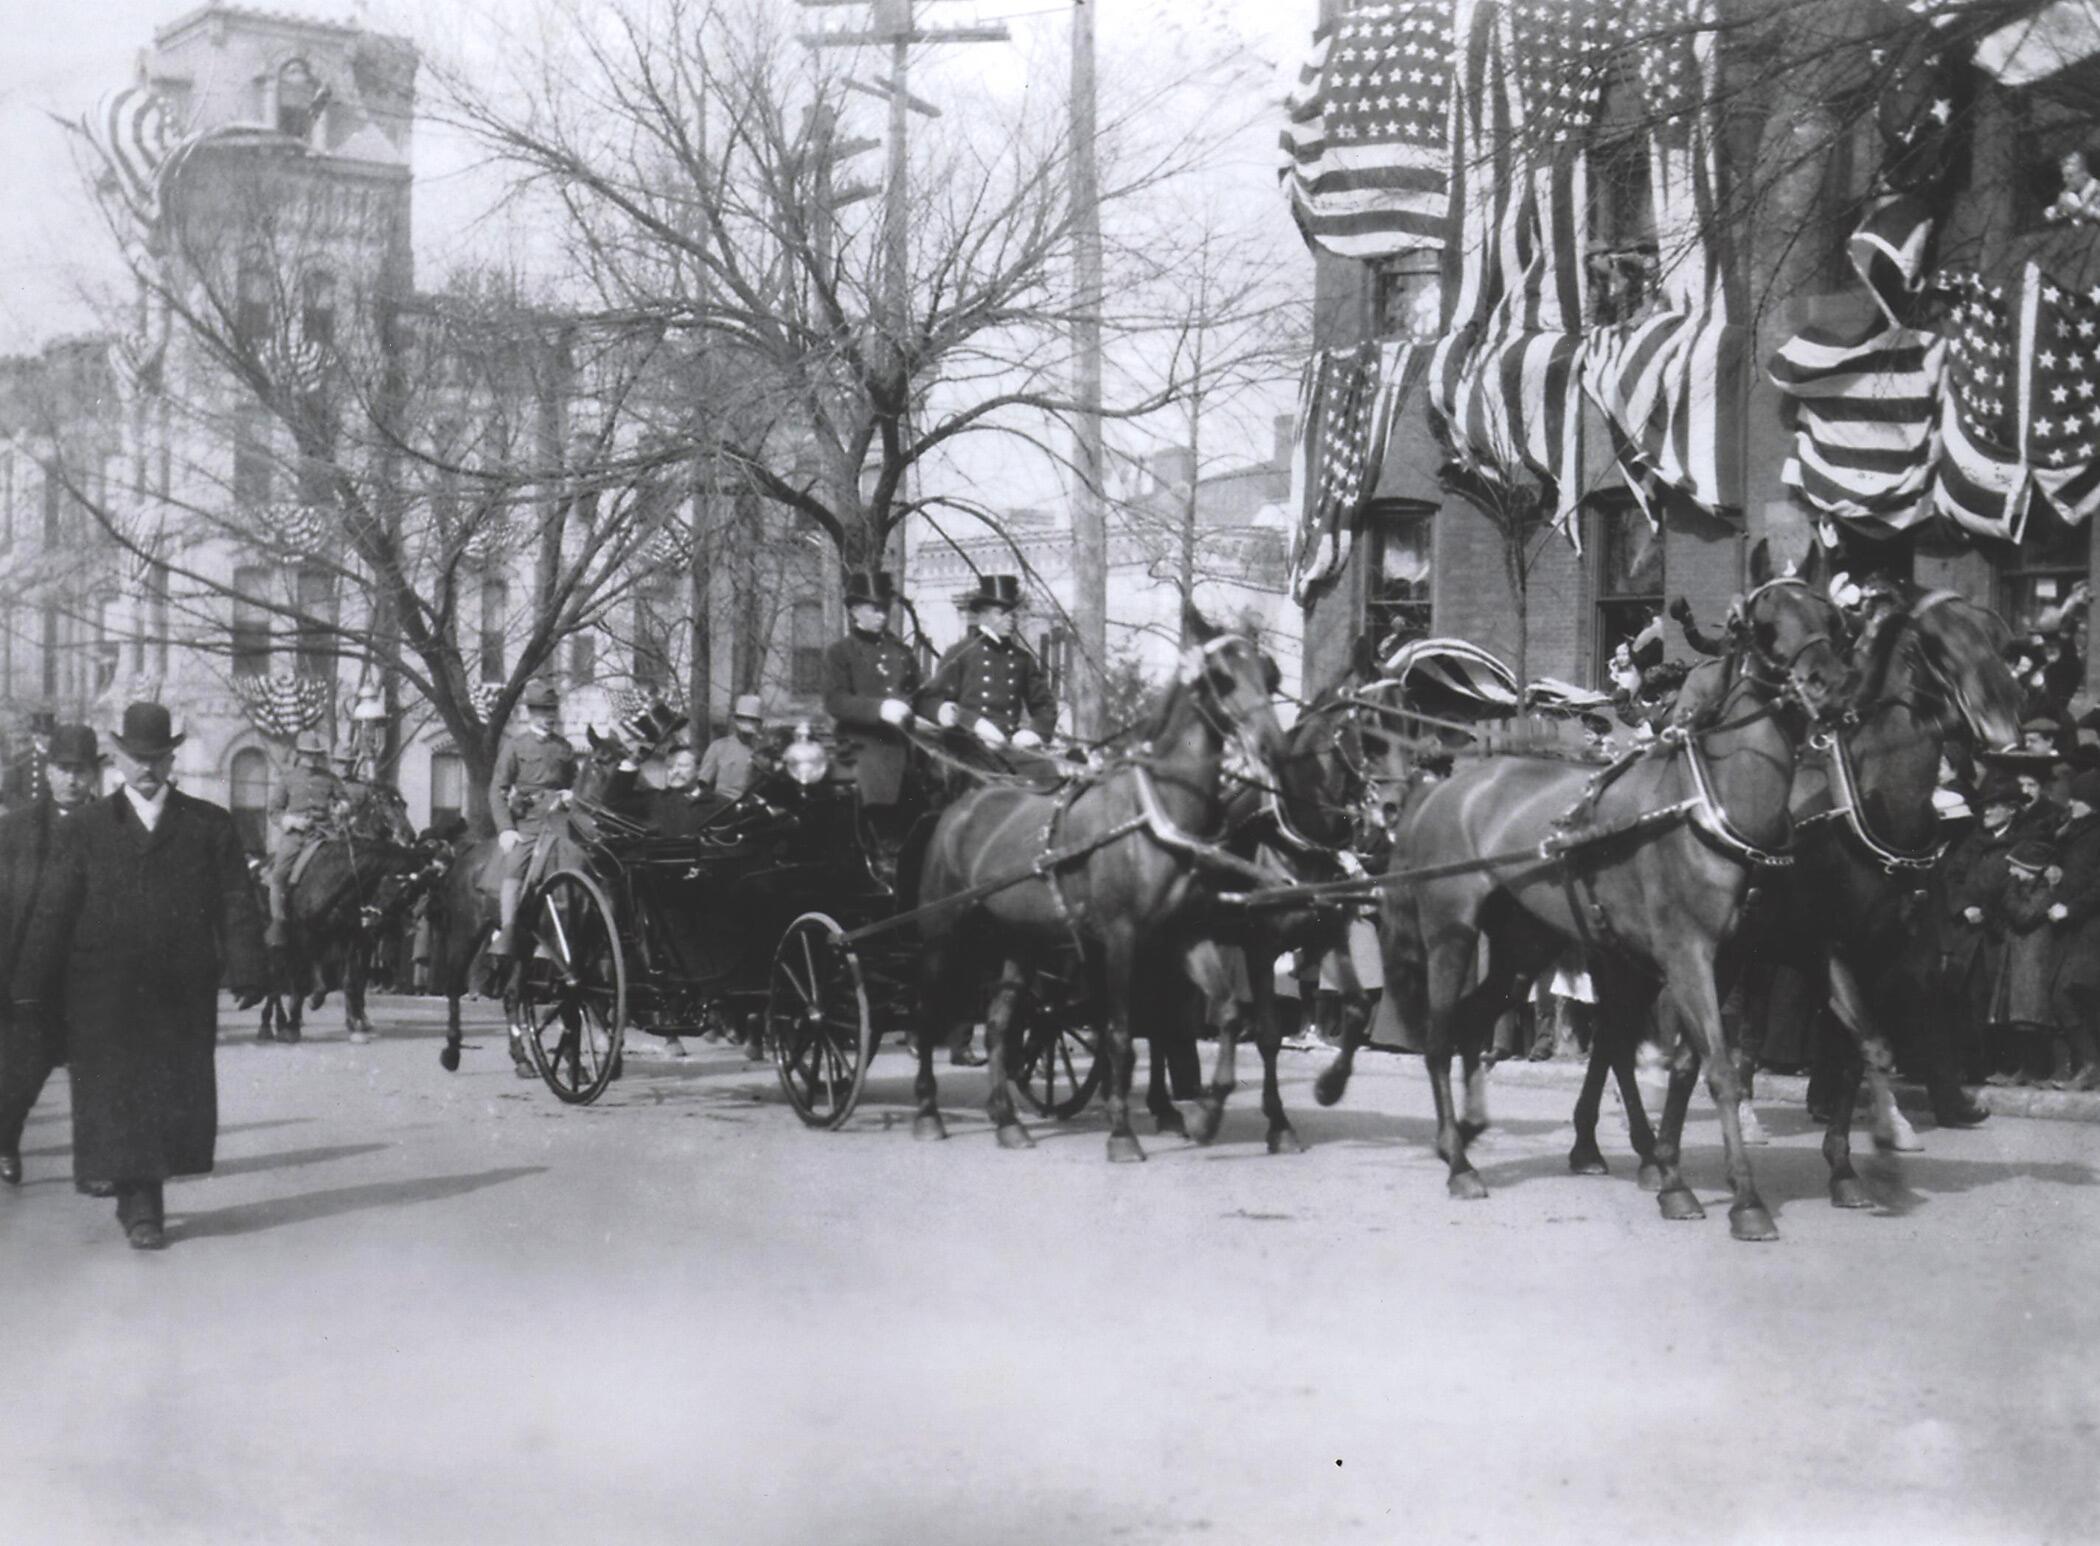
[1305, 1043, 2100, 1125]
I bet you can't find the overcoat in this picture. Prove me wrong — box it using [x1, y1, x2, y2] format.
[0, 797, 69, 1069]
[2048, 808, 2100, 1004]
[823, 631, 921, 805]
[915, 631, 1056, 740]
[1990, 864, 2059, 1030]
[10, 788, 266, 1184]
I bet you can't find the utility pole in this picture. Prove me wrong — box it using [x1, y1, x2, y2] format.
[797, 0, 1006, 568]
[1070, 0, 1106, 738]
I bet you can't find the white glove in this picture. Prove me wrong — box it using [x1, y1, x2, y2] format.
[973, 718, 1007, 747]
[1963, 906, 1984, 925]
[879, 698, 912, 727]
[2049, 902, 2070, 922]
[937, 703, 962, 729]
[1338, 850, 1366, 878]
[1012, 728, 1043, 750]
[498, 829, 520, 853]
[553, 790, 573, 808]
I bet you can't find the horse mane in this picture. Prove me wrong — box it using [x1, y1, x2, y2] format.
[1853, 596, 1923, 712]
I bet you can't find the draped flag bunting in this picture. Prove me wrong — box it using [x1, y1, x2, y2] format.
[234, 674, 332, 740]
[1289, 337, 1426, 599]
[85, 86, 173, 242]
[1933, 265, 2100, 540]
[1279, 1, 1458, 259]
[1771, 319, 1945, 530]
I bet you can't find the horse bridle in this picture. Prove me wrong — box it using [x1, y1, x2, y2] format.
[1728, 576, 1840, 710]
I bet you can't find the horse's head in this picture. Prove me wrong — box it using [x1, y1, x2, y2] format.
[1727, 542, 1855, 724]
[1178, 606, 1288, 781]
[1871, 591, 2024, 753]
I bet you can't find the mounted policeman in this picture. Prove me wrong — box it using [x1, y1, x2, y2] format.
[265, 730, 346, 949]
[915, 574, 1056, 766]
[485, 679, 576, 978]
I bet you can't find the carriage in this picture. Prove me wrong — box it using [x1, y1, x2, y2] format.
[504, 734, 1102, 1123]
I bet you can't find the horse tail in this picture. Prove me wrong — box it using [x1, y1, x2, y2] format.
[1381, 878, 1428, 1047]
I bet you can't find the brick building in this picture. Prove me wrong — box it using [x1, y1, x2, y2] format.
[1291, 0, 2100, 701]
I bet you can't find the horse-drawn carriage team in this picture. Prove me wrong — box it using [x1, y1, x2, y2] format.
[2, 546, 2086, 1247]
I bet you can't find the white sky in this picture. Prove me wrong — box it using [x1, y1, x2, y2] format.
[0, 0, 1317, 351]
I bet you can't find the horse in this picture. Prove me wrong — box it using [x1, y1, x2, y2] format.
[1167, 646, 1392, 1153]
[912, 608, 1288, 1161]
[259, 787, 440, 1045]
[1568, 588, 2021, 1206]
[1364, 548, 1854, 1241]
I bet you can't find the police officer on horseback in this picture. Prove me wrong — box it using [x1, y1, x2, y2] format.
[916, 575, 1056, 754]
[486, 679, 576, 974]
[266, 730, 346, 949]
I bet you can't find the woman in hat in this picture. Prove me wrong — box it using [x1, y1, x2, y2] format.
[915, 574, 1057, 753]
[7, 702, 267, 1248]
[2045, 767, 2100, 1090]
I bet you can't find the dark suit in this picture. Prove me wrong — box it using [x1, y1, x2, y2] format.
[916, 631, 1057, 741]
[823, 630, 922, 805]
[10, 788, 266, 1201]
[0, 796, 75, 1152]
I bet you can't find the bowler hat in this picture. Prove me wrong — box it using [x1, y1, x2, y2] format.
[966, 574, 1022, 612]
[524, 679, 561, 711]
[293, 729, 330, 756]
[1978, 770, 2022, 809]
[732, 694, 765, 723]
[46, 724, 102, 768]
[112, 701, 184, 759]
[2008, 838, 2056, 873]
[844, 570, 897, 606]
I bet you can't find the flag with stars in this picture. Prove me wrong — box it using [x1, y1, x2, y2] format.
[1291, 340, 1424, 597]
[1935, 264, 2100, 539]
[1280, 0, 1457, 258]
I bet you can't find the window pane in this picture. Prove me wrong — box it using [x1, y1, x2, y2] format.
[230, 747, 274, 854]
[1597, 506, 1663, 598]
[233, 564, 273, 675]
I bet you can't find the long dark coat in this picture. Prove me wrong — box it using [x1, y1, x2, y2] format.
[2049, 809, 2100, 1006]
[0, 796, 70, 1069]
[10, 788, 267, 1184]
[823, 631, 922, 806]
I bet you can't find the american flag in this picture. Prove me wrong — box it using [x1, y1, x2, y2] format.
[1626, 0, 1720, 313]
[1937, 264, 2100, 538]
[1770, 315, 1945, 531]
[1290, 339, 1424, 597]
[1280, 1, 1457, 259]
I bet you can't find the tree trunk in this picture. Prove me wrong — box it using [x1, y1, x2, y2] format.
[688, 480, 714, 748]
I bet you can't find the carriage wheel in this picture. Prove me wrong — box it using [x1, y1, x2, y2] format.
[1007, 963, 1104, 1120]
[516, 869, 628, 1105]
[768, 913, 873, 1130]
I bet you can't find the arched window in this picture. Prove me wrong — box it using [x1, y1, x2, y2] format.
[300, 268, 337, 348]
[230, 746, 274, 855]
[276, 58, 324, 140]
[429, 750, 465, 833]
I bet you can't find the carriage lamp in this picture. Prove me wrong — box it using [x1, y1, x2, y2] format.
[784, 721, 829, 786]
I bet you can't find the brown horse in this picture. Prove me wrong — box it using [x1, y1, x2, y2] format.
[1570, 588, 2021, 1205]
[1371, 553, 1853, 1241]
[913, 609, 1287, 1161]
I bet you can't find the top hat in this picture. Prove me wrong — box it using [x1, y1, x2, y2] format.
[524, 679, 561, 711]
[112, 701, 184, 760]
[844, 570, 897, 606]
[617, 700, 689, 751]
[46, 724, 103, 768]
[28, 709, 57, 736]
[293, 729, 330, 757]
[966, 574, 1023, 612]
[732, 694, 765, 723]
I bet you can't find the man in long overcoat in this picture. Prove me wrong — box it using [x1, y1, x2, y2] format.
[823, 569, 923, 811]
[9, 702, 266, 1249]
[2046, 768, 2100, 1088]
[0, 724, 104, 1185]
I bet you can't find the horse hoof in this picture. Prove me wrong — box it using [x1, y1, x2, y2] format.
[912, 1114, 948, 1142]
[995, 1123, 1036, 1151]
[1190, 1101, 1224, 1146]
[1107, 1133, 1147, 1164]
[1635, 1161, 1666, 1194]
[1729, 1204, 1780, 1242]
[1447, 1170, 1488, 1201]
[1737, 1102, 1768, 1145]
[255, 1026, 277, 1044]
[1829, 1177, 1875, 1210]
[277, 1029, 300, 1046]
[1457, 1119, 1489, 1145]
[1153, 1109, 1190, 1140]
[1312, 1068, 1349, 1107]
[513, 1063, 537, 1080]
[1657, 1187, 1706, 1222]
[1872, 1113, 1923, 1153]
[1568, 1142, 1609, 1176]
[1267, 1126, 1306, 1156]
[440, 1046, 461, 1073]
[348, 1030, 374, 1046]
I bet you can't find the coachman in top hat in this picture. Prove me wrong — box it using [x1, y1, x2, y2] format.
[823, 569, 924, 811]
[915, 574, 1056, 749]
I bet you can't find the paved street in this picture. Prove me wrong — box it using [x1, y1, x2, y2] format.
[5, 994, 2098, 1546]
